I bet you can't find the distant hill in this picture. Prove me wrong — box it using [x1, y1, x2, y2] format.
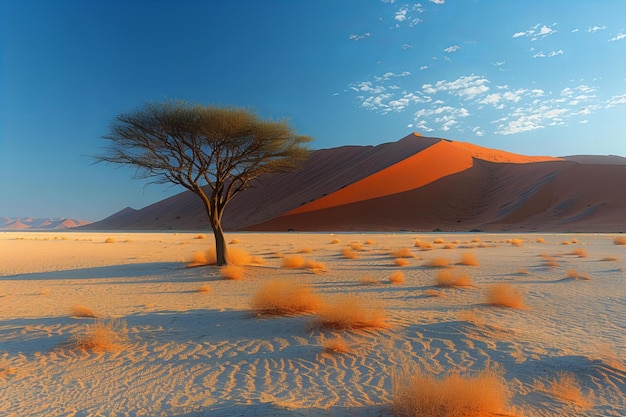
[82, 133, 626, 232]
[0, 217, 92, 231]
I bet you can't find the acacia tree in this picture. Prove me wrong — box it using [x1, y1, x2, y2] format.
[96, 100, 312, 265]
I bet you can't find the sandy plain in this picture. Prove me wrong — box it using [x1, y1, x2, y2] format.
[0, 231, 624, 416]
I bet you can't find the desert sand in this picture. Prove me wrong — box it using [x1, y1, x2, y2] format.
[1, 231, 624, 416]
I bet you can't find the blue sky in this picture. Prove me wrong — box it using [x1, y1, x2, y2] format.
[1, 0, 625, 221]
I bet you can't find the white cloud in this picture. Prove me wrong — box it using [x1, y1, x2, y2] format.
[571, 28, 579, 33]
[348, 33, 371, 41]
[609, 33, 626, 42]
[532, 49, 563, 58]
[444, 45, 460, 53]
[480, 94, 501, 105]
[587, 25, 606, 33]
[579, 120, 589, 124]
[402, 43, 414, 49]
[512, 31, 528, 38]
[394, 7, 408, 21]
[472, 126, 485, 136]
[420, 65, 429, 71]
[430, 0, 445, 3]
[422, 75, 490, 99]
[374, 71, 411, 81]
[493, 61, 505, 66]
[351, 81, 386, 94]
[513, 23, 557, 41]
[605, 94, 626, 107]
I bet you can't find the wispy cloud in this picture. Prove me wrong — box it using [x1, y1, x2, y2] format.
[532, 49, 564, 58]
[430, 0, 445, 4]
[609, 32, 626, 42]
[513, 23, 557, 41]
[444, 45, 460, 53]
[374, 71, 411, 82]
[422, 75, 490, 99]
[348, 33, 371, 41]
[391, 4, 424, 27]
[587, 25, 606, 33]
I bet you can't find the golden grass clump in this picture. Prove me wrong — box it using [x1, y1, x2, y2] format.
[322, 335, 351, 354]
[510, 238, 523, 246]
[471, 237, 481, 243]
[389, 271, 405, 284]
[365, 239, 376, 245]
[424, 289, 447, 297]
[299, 247, 313, 253]
[540, 253, 560, 268]
[251, 279, 322, 316]
[392, 366, 511, 417]
[435, 270, 472, 288]
[562, 240, 571, 245]
[220, 264, 245, 280]
[536, 237, 545, 243]
[486, 284, 525, 309]
[566, 269, 591, 280]
[613, 236, 626, 245]
[569, 248, 588, 258]
[316, 293, 387, 330]
[426, 257, 452, 268]
[538, 372, 592, 408]
[73, 318, 127, 352]
[188, 251, 208, 267]
[194, 234, 207, 239]
[104, 237, 116, 243]
[517, 268, 530, 275]
[229, 238, 240, 244]
[304, 260, 328, 273]
[443, 244, 455, 250]
[394, 258, 409, 267]
[198, 284, 211, 293]
[601, 256, 618, 262]
[349, 241, 363, 251]
[330, 238, 341, 244]
[459, 252, 479, 266]
[571, 238, 578, 244]
[341, 248, 360, 259]
[282, 255, 306, 269]
[391, 247, 415, 258]
[70, 305, 97, 318]
[359, 276, 380, 285]
[415, 240, 433, 250]
[433, 238, 445, 244]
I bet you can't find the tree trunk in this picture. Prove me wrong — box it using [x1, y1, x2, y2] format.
[211, 215, 228, 266]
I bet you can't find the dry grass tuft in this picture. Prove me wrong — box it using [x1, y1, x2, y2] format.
[304, 260, 328, 273]
[566, 269, 591, 280]
[536, 372, 592, 408]
[322, 335, 351, 354]
[569, 248, 588, 257]
[443, 244, 455, 250]
[571, 238, 579, 244]
[220, 264, 245, 280]
[613, 236, 626, 245]
[415, 240, 433, 250]
[349, 241, 363, 251]
[330, 238, 341, 244]
[433, 238, 445, 244]
[435, 270, 472, 288]
[198, 284, 211, 293]
[194, 234, 207, 239]
[562, 240, 571, 245]
[424, 289, 447, 297]
[601, 256, 618, 262]
[365, 239, 376, 245]
[251, 279, 322, 316]
[540, 253, 560, 268]
[510, 238, 523, 246]
[227, 247, 255, 265]
[282, 255, 306, 269]
[536, 237, 545, 243]
[426, 257, 452, 268]
[486, 284, 525, 309]
[517, 268, 530, 275]
[391, 247, 415, 258]
[299, 247, 313, 253]
[189, 251, 208, 267]
[104, 237, 116, 243]
[70, 305, 97, 318]
[392, 366, 511, 417]
[229, 238, 240, 244]
[389, 271, 405, 284]
[73, 318, 127, 352]
[316, 294, 387, 330]
[471, 237, 481, 243]
[394, 258, 409, 267]
[359, 276, 380, 285]
[459, 252, 479, 266]
[341, 248, 360, 259]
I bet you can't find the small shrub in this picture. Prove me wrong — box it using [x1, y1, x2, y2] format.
[389, 271, 405, 284]
[536, 237, 545, 243]
[198, 284, 211, 293]
[70, 305, 97, 318]
[394, 258, 409, 267]
[365, 239, 376, 245]
[227, 247, 254, 265]
[322, 335, 350, 354]
[330, 238, 340, 244]
[435, 270, 472, 288]
[486, 284, 525, 309]
[220, 264, 245, 280]
[517, 268, 530, 275]
[459, 253, 479, 266]
[424, 289, 446, 297]
[569, 248, 587, 257]
[73, 318, 127, 352]
[471, 237, 481, 243]
[562, 240, 571, 245]
[540, 253, 560, 268]
[194, 234, 207, 239]
[304, 260, 327, 273]
[188, 251, 208, 267]
[392, 366, 511, 417]
[104, 237, 116, 243]
[349, 242, 363, 251]
[566, 269, 591, 280]
[251, 279, 322, 316]
[359, 276, 380, 285]
[443, 244, 455, 250]
[540, 372, 592, 408]
[601, 256, 618, 261]
[510, 238, 523, 246]
[341, 248, 360, 259]
[299, 247, 313, 253]
[391, 247, 415, 258]
[433, 238, 445, 244]
[426, 258, 451, 268]
[316, 294, 387, 329]
[613, 236, 626, 245]
[282, 255, 306, 269]
[415, 240, 433, 250]
[229, 238, 240, 244]
[571, 238, 579, 244]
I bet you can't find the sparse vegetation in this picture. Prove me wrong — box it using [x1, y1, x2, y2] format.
[322, 335, 351, 354]
[391, 247, 415, 258]
[601, 256, 618, 261]
[426, 257, 452, 268]
[415, 240, 433, 250]
[389, 271, 405, 284]
[536, 237, 545, 243]
[433, 238, 445, 244]
[349, 242, 363, 251]
[104, 237, 116, 243]
[304, 260, 327, 273]
[566, 269, 591, 280]
[316, 293, 387, 329]
[424, 289, 446, 297]
[220, 264, 245, 280]
[392, 366, 511, 417]
[282, 255, 306, 269]
[459, 252, 479, 266]
[435, 270, 472, 288]
[72, 318, 127, 352]
[341, 248, 360, 259]
[330, 238, 340, 244]
[359, 276, 380, 285]
[486, 284, 525, 309]
[535, 372, 592, 409]
[70, 305, 97, 318]
[198, 284, 211, 293]
[251, 279, 322, 316]
[510, 238, 523, 247]
[299, 247, 313, 253]
[229, 238, 240, 244]
[569, 248, 588, 257]
[194, 234, 207, 239]
[613, 236, 626, 245]
[394, 258, 409, 267]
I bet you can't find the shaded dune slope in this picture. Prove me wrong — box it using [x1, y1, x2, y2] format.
[85, 134, 626, 232]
